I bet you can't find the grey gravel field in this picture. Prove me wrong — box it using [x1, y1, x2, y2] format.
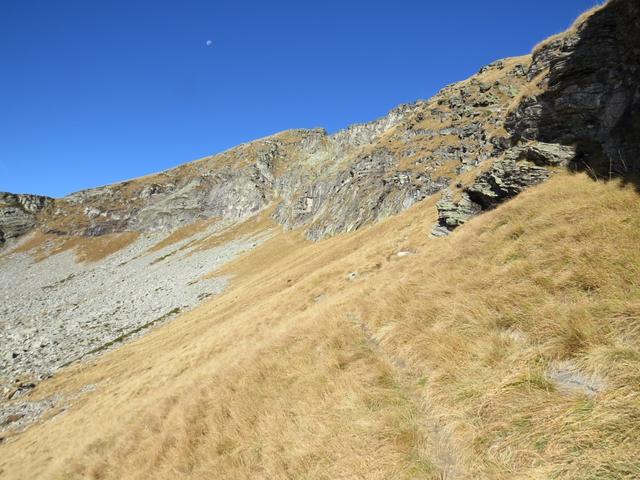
[0, 221, 271, 399]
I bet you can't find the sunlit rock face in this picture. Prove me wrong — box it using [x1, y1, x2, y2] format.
[0, 193, 53, 245]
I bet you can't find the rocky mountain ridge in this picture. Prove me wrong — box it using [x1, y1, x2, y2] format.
[3, 56, 534, 242]
[3, 1, 639, 247]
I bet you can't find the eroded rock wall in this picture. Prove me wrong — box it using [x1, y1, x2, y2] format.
[0, 193, 53, 246]
[433, 0, 640, 235]
[4, 56, 531, 242]
[506, 0, 640, 177]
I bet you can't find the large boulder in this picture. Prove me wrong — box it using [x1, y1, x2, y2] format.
[518, 142, 576, 167]
[465, 157, 550, 209]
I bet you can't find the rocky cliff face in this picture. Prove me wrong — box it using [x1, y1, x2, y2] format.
[506, 0, 640, 178]
[0, 193, 53, 245]
[433, 0, 640, 234]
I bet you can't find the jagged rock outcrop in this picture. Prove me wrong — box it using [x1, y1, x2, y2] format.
[506, 0, 640, 178]
[465, 157, 551, 209]
[431, 0, 640, 235]
[0, 193, 53, 246]
[431, 141, 576, 235]
[518, 142, 576, 167]
[466, 142, 577, 209]
[432, 191, 481, 237]
[274, 141, 451, 240]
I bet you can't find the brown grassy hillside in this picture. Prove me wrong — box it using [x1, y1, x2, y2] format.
[1, 172, 638, 479]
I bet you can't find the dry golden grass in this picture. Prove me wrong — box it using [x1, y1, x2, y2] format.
[147, 219, 216, 253]
[187, 205, 278, 255]
[362, 174, 640, 478]
[61, 232, 141, 262]
[4, 230, 52, 259]
[476, 55, 530, 84]
[37, 201, 94, 234]
[8, 231, 140, 263]
[1, 173, 638, 479]
[532, 2, 607, 55]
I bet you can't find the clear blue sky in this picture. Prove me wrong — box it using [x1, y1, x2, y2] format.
[1, 0, 600, 197]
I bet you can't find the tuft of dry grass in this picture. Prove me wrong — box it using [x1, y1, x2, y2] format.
[532, 2, 607, 55]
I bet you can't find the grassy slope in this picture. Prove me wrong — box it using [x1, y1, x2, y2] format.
[1, 173, 639, 479]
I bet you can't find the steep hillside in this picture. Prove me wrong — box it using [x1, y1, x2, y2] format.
[2, 173, 639, 479]
[1, 0, 639, 478]
[1, 52, 541, 404]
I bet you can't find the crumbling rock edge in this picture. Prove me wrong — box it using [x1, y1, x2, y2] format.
[431, 141, 577, 236]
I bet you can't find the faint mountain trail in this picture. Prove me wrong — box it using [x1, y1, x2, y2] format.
[353, 313, 466, 479]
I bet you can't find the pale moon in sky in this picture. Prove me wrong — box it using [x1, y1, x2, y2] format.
[206, 40, 213, 47]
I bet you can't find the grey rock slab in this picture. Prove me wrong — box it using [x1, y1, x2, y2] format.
[548, 361, 604, 397]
